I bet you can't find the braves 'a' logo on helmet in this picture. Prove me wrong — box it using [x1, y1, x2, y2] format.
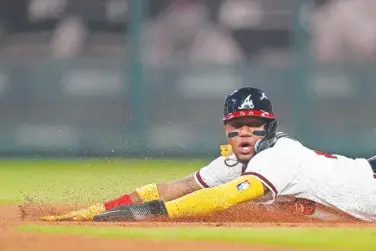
[238, 95, 254, 109]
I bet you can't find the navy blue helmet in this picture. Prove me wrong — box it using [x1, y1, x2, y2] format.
[223, 87, 275, 122]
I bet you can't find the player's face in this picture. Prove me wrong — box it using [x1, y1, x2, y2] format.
[224, 117, 266, 162]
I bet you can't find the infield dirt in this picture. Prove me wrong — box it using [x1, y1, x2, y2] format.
[1, 202, 375, 251]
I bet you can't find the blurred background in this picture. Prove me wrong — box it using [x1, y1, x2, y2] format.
[0, 0, 375, 159]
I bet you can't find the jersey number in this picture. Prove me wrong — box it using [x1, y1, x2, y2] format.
[314, 150, 337, 159]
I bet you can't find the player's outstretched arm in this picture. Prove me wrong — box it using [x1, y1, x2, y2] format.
[93, 175, 267, 222]
[40, 174, 202, 221]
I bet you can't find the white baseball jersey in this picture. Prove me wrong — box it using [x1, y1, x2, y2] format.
[194, 154, 245, 188]
[242, 137, 376, 221]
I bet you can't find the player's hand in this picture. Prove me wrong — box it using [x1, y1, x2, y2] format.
[41, 203, 106, 221]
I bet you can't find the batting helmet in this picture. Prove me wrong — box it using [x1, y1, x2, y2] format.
[223, 87, 278, 153]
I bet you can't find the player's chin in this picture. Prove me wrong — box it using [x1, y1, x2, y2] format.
[236, 152, 255, 163]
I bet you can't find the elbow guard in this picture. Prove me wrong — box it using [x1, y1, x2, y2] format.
[165, 175, 265, 219]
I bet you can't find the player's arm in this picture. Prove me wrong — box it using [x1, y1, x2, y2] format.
[40, 174, 202, 221]
[93, 175, 269, 222]
[125, 174, 202, 205]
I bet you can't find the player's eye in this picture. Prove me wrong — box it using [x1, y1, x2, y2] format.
[247, 122, 265, 127]
[231, 123, 242, 129]
[229, 120, 265, 129]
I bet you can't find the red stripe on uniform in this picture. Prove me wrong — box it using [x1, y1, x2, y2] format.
[242, 171, 278, 195]
[223, 110, 275, 121]
[195, 171, 209, 188]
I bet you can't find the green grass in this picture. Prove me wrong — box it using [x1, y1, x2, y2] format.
[18, 224, 376, 251]
[0, 158, 205, 204]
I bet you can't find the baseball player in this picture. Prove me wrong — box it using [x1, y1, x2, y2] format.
[41, 87, 289, 221]
[89, 87, 376, 223]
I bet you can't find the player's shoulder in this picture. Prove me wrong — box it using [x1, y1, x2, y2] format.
[247, 133, 302, 169]
[255, 132, 303, 158]
[274, 132, 303, 149]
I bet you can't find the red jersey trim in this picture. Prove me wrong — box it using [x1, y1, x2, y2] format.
[195, 171, 209, 188]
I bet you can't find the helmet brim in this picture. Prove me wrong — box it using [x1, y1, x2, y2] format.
[223, 109, 275, 121]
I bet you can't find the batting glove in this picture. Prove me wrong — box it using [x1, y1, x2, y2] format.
[41, 203, 106, 221]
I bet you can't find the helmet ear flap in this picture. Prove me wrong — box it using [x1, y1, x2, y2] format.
[254, 120, 278, 153]
[267, 119, 278, 134]
[254, 139, 262, 153]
